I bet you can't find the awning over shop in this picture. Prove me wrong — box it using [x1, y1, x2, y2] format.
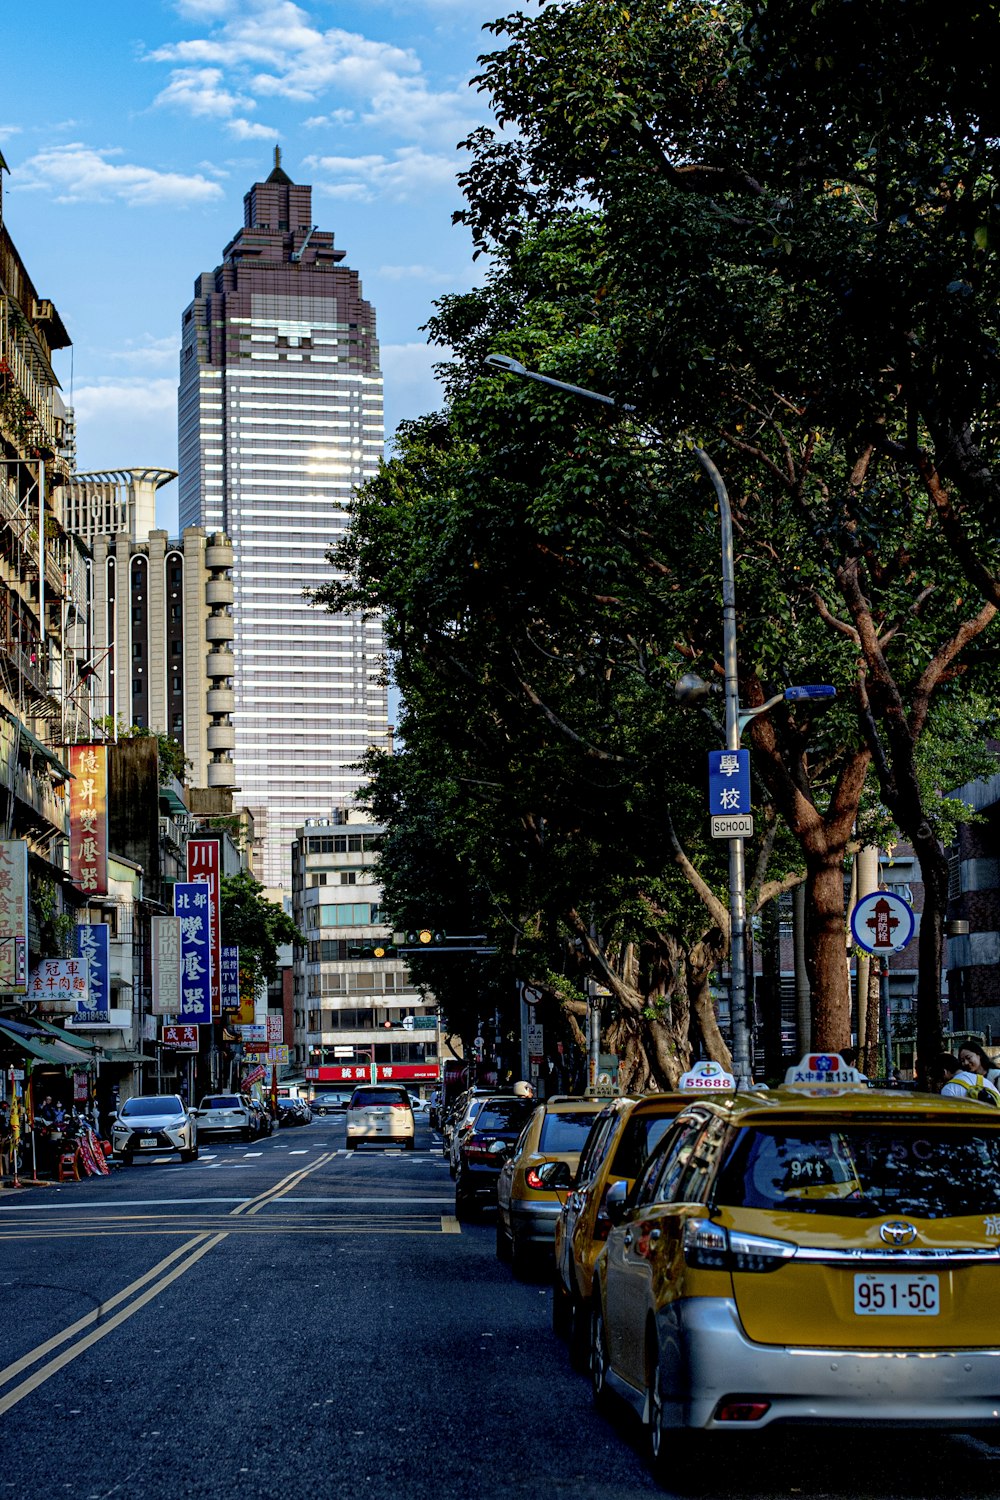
[101, 1049, 156, 1066]
[0, 1021, 94, 1066]
[26, 1014, 102, 1051]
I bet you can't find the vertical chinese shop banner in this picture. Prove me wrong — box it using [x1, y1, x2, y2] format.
[221, 945, 242, 1017]
[173, 882, 212, 1026]
[0, 840, 29, 994]
[151, 916, 183, 1016]
[68, 923, 110, 1026]
[69, 745, 109, 895]
[187, 838, 221, 1017]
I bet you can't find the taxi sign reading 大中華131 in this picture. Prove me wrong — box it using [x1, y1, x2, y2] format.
[784, 1053, 864, 1086]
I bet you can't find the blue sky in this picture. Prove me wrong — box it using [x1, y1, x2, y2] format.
[1, 0, 503, 530]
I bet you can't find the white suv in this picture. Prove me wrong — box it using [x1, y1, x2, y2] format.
[112, 1095, 198, 1164]
[195, 1094, 252, 1141]
[346, 1085, 415, 1150]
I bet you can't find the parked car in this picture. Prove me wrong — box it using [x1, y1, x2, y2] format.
[454, 1095, 535, 1220]
[195, 1094, 253, 1141]
[311, 1091, 353, 1115]
[112, 1095, 198, 1164]
[276, 1096, 310, 1127]
[247, 1099, 273, 1137]
[590, 1057, 1000, 1478]
[441, 1087, 494, 1158]
[448, 1089, 507, 1176]
[552, 1092, 689, 1365]
[346, 1085, 414, 1150]
[496, 1095, 605, 1274]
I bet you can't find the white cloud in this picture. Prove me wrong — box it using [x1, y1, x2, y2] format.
[377, 263, 455, 286]
[306, 146, 458, 203]
[101, 336, 179, 372]
[303, 110, 355, 129]
[16, 143, 224, 206]
[150, 1, 484, 143]
[0, 124, 23, 144]
[154, 66, 254, 118]
[70, 378, 179, 499]
[227, 118, 279, 140]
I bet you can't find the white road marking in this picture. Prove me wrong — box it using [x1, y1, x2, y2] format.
[0, 1198, 251, 1212]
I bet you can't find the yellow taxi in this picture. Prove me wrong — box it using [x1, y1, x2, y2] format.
[495, 1095, 606, 1275]
[551, 1090, 691, 1366]
[590, 1054, 1000, 1478]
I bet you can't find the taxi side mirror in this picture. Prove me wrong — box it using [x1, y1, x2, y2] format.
[488, 1139, 512, 1157]
[536, 1161, 573, 1189]
[604, 1179, 629, 1225]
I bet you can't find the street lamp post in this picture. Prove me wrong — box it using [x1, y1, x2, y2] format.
[484, 356, 834, 1084]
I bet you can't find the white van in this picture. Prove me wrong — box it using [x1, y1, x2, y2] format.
[345, 1084, 415, 1150]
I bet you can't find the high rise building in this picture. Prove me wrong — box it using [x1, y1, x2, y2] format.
[177, 151, 389, 889]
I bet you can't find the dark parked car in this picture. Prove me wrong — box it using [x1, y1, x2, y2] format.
[454, 1095, 534, 1220]
[276, 1097, 309, 1127]
[311, 1091, 353, 1115]
[247, 1099, 273, 1137]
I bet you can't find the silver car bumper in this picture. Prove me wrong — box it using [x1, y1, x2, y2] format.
[510, 1199, 562, 1245]
[659, 1297, 1000, 1430]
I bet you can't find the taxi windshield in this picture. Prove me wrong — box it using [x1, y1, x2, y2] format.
[715, 1124, 1000, 1218]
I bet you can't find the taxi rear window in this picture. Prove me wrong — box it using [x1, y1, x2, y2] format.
[350, 1089, 409, 1108]
[609, 1113, 677, 1180]
[715, 1125, 1000, 1218]
[539, 1112, 601, 1153]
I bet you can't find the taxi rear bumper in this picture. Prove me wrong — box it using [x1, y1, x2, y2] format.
[663, 1297, 1000, 1431]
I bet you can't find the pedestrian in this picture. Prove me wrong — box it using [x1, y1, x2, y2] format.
[957, 1039, 1000, 1089]
[37, 1095, 57, 1124]
[939, 1049, 1000, 1106]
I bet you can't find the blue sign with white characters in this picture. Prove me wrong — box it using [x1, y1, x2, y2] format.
[72, 922, 110, 1025]
[174, 882, 212, 1026]
[707, 749, 751, 815]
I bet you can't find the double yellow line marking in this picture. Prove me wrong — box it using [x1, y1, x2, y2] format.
[0, 1151, 335, 1415]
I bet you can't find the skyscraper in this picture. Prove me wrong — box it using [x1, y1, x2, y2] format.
[177, 152, 389, 888]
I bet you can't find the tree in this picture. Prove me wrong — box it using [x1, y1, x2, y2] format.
[219, 870, 303, 998]
[448, 0, 1000, 1068]
[95, 717, 192, 786]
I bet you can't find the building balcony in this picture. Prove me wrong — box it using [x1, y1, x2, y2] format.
[12, 765, 69, 837]
[206, 577, 234, 607]
[206, 649, 235, 679]
[205, 540, 234, 570]
[207, 687, 236, 714]
[207, 723, 236, 751]
[206, 613, 235, 642]
[207, 759, 236, 787]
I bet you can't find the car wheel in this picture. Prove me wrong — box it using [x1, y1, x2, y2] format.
[346, 1140, 357, 1151]
[496, 1215, 512, 1263]
[590, 1300, 611, 1410]
[510, 1229, 532, 1281]
[121, 1151, 133, 1167]
[241, 1127, 252, 1142]
[645, 1341, 667, 1479]
[552, 1281, 572, 1339]
[180, 1146, 199, 1163]
[568, 1292, 590, 1373]
[455, 1177, 476, 1221]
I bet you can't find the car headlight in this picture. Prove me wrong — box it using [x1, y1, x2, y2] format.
[168, 1116, 188, 1131]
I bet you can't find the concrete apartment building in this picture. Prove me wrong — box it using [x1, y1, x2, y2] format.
[63, 467, 237, 794]
[177, 150, 389, 891]
[292, 812, 439, 1092]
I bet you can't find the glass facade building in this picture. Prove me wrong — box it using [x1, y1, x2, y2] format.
[177, 154, 388, 887]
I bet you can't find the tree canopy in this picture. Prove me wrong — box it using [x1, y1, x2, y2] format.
[320, 0, 1000, 1080]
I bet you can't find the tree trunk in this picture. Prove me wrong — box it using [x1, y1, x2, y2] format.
[793, 883, 811, 1053]
[862, 960, 880, 1079]
[913, 829, 948, 1087]
[687, 936, 732, 1074]
[758, 895, 783, 1077]
[807, 848, 852, 1051]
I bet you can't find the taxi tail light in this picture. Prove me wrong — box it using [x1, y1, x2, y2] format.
[683, 1219, 796, 1274]
[525, 1168, 546, 1190]
[715, 1398, 770, 1423]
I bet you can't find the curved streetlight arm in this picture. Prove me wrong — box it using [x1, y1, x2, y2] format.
[483, 354, 634, 410]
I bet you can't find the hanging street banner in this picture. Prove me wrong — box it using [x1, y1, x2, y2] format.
[707, 749, 753, 839]
[69, 744, 109, 895]
[174, 881, 212, 1025]
[187, 837, 222, 1017]
[26, 957, 89, 1012]
[151, 915, 183, 1015]
[67, 923, 110, 1027]
[0, 840, 28, 994]
[850, 890, 916, 955]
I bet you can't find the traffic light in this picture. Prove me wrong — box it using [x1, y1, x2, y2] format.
[347, 942, 392, 959]
[406, 929, 445, 946]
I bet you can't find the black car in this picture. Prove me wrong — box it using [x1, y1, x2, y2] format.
[311, 1090, 353, 1115]
[454, 1095, 534, 1220]
[276, 1097, 309, 1127]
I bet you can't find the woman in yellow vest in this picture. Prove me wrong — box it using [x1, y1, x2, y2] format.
[941, 1041, 1000, 1105]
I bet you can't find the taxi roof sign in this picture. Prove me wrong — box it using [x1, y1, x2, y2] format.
[679, 1060, 736, 1092]
[784, 1053, 864, 1087]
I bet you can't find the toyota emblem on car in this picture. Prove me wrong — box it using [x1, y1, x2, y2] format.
[880, 1220, 918, 1247]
